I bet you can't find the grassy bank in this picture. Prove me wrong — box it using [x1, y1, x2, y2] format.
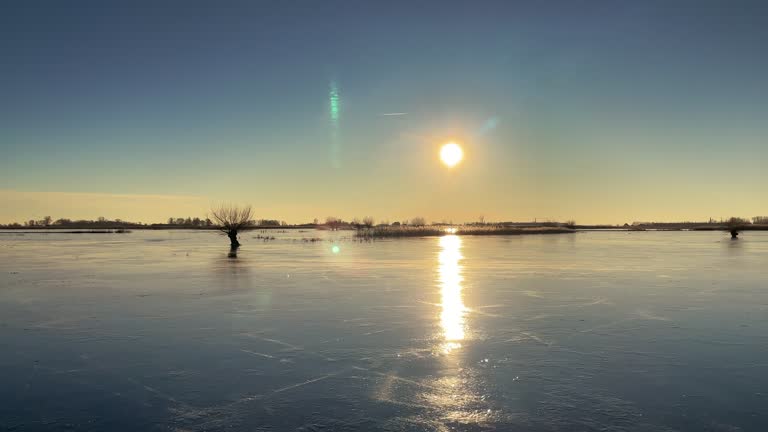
[355, 225, 574, 239]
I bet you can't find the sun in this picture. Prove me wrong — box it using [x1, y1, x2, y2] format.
[440, 142, 464, 167]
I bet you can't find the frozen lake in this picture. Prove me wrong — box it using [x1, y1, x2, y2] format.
[1, 229, 767, 431]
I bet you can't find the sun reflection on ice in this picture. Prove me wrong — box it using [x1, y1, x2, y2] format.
[438, 235, 466, 354]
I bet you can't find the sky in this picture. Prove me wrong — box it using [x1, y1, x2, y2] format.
[1, 0, 766, 224]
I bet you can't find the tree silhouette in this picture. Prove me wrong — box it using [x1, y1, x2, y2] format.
[409, 217, 426, 227]
[325, 216, 342, 230]
[210, 204, 253, 248]
[728, 217, 747, 239]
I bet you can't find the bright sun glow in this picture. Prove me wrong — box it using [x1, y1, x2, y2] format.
[440, 142, 463, 167]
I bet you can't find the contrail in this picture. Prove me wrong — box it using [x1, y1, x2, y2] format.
[380, 112, 408, 116]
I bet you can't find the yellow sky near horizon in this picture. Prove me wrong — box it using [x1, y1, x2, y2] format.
[1, 189, 764, 226]
[0, 190, 210, 225]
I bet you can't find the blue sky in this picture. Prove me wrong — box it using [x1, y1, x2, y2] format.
[1, 0, 766, 223]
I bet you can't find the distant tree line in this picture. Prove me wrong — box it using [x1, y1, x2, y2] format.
[0, 215, 575, 230]
[0, 215, 300, 229]
[166, 217, 213, 227]
[163, 217, 289, 227]
[322, 216, 430, 230]
[631, 217, 761, 227]
[0, 216, 145, 229]
[3, 215, 766, 230]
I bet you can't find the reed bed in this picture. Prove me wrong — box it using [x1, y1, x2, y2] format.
[355, 225, 574, 239]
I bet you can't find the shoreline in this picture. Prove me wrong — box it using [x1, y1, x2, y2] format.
[2, 225, 767, 236]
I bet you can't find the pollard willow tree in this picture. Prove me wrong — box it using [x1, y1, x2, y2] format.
[210, 204, 253, 248]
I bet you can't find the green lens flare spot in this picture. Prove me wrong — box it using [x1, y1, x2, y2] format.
[329, 82, 340, 123]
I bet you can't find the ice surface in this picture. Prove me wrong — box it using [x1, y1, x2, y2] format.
[1, 230, 767, 431]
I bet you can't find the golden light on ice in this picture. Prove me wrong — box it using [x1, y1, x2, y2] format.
[440, 142, 463, 167]
[438, 235, 466, 353]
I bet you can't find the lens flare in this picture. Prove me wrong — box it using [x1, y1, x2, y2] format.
[329, 81, 341, 168]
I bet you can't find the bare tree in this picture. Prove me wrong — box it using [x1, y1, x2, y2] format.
[362, 216, 375, 227]
[325, 216, 342, 230]
[410, 216, 426, 227]
[727, 216, 749, 239]
[210, 204, 253, 248]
